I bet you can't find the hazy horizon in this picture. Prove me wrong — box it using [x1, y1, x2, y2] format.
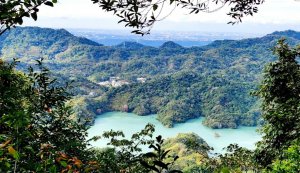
[15, 25, 300, 47]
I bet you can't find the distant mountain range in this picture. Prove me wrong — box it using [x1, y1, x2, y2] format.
[1, 27, 300, 128]
[69, 29, 259, 47]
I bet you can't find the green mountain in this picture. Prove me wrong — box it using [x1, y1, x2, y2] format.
[1, 27, 300, 128]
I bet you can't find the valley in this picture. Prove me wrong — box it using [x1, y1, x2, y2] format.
[1, 1, 300, 172]
[1, 27, 300, 129]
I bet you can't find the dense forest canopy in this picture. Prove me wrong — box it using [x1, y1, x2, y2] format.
[2, 27, 300, 128]
[1, 40, 299, 171]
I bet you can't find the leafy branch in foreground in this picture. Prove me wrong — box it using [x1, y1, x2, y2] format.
[140, 135, 182, 173]
[97, 123, 155, 172]
[0, 0, 264, 36]
[0, 0, 58, 35]
[0, 59, 97, 172]
[1, 58, 183, 172]
[269, 141, 300, 173]
[91, 0, 264, 35]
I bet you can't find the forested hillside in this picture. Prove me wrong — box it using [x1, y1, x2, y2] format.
[1, 27, 300, 128]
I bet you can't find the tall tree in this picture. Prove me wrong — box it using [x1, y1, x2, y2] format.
[255, 39, 300, 167]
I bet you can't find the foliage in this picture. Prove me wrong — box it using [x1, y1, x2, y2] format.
[0, 0, 57, 35]
[2, 28, 300, 173]
[90, 123, 155, 172]
[0, 59, 30, 118]
[100, 71, 259, 128]
[254, 39, 300, 166]
[0, 0, 263, 35]
[0, 58, 186, 172]
[0, 27, 101, 62]
[268, 141, 300, 173]
[215, 144, 262, 173]
[3, 27, 300, 129]
[140, 135, 182, 173]
[0, 59, 98, 172]
[90, 124, 186, 173]
[162, 133, 211, 172]
[91, 0, 264, 35]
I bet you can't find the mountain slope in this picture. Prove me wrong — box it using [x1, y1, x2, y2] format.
[0, 27, 102, 63]
[1, 27, 300, 128]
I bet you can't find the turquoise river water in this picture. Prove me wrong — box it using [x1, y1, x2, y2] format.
[88, 112, 261, 153]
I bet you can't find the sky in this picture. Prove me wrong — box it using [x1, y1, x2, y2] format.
[23, 0, 300, 34]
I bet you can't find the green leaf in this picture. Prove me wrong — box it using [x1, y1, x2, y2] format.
[156, 135, 162, 142]
[60, 161, 67, 167]
[44, 1, 54, 7]
[8, 146, 19, 160]
[221, 167, 230, 173]
[143, 152, 157, 158]
[49, 165, 57, 173]
[149, 144, 158, 151]
[23, 12, 30, 17]
[140, 161, 160, 172]
[153, 160, 168, 169]
[5, 162, 11, 169]
[153, 4, 158, 11]
[161, 150, 170, 159]
[31, 12, 38, 21]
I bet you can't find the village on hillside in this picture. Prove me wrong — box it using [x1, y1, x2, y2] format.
[97, 77, 147, 87]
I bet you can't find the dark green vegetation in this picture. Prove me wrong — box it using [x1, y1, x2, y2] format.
[1, 29, 300, 172]
[0, 0, 58, 34]
[2, 27, 300, 128]
[0, 59, 183, 172]
[1, 1, 299, 172]
[255, 39, 300, 167]
[0, 59, 97, 172]
[99, 71, 259, 128]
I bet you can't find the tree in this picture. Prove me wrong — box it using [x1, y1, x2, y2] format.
[0, 59, 98, 172]
[0, 0, 264, 35]
[140, 135, 183, 173]
[269, 141, 300, 173]
[255, 39, 300, 167]
[0, 59, 185, 172]
[92, 0, 264, 35]
[0, 0, 58, 35]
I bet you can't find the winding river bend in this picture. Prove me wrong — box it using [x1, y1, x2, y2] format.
[88, 112, 261, 153]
